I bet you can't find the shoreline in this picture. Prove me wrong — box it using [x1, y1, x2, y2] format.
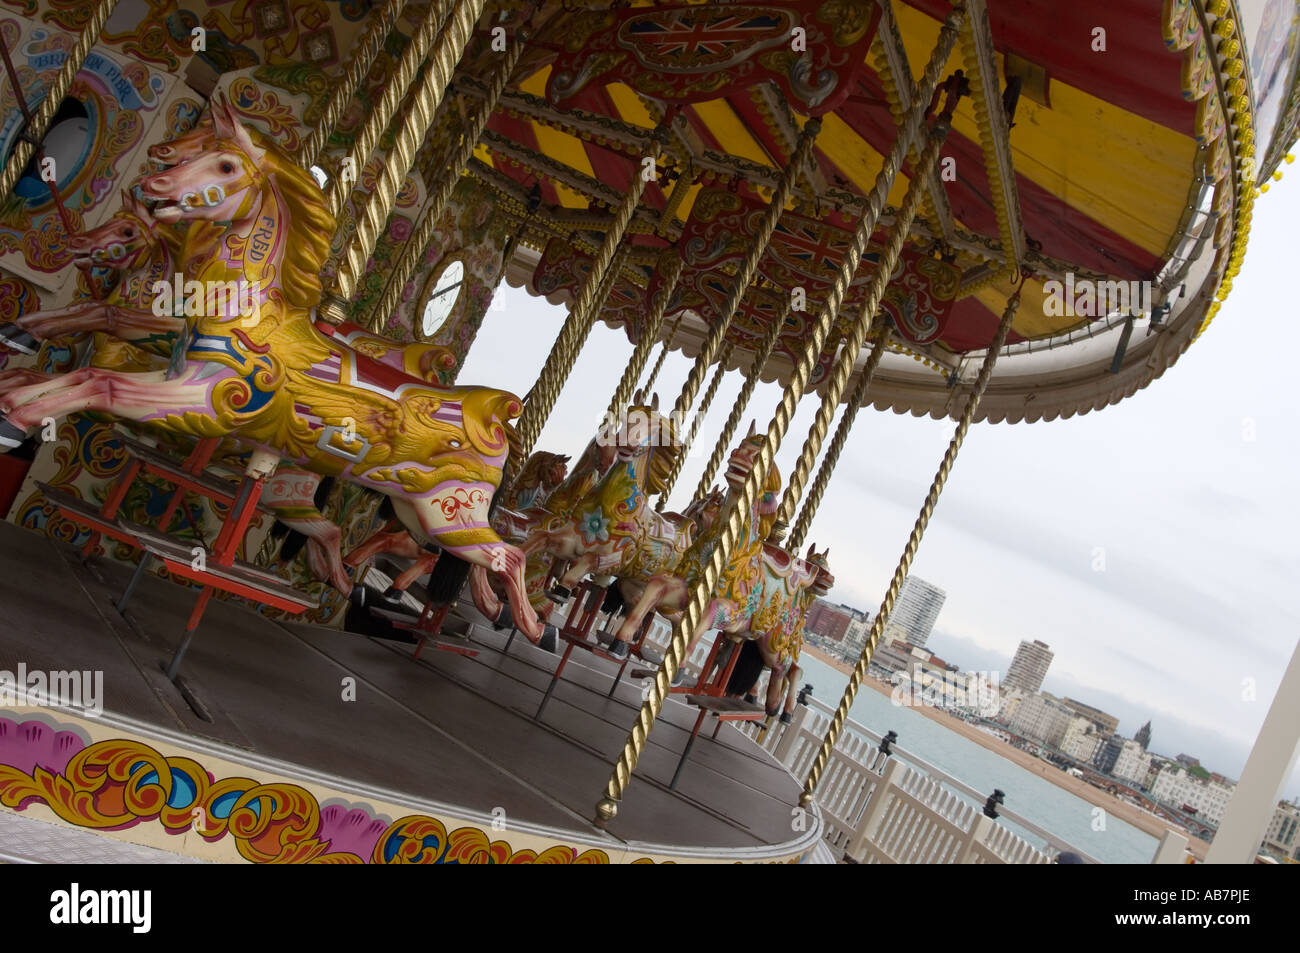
[802, 646, 1208, 861]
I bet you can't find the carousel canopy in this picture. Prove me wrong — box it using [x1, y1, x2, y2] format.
[452, 0, 1300, 422]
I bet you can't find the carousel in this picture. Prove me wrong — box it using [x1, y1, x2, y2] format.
[0, 0, 1295, 864]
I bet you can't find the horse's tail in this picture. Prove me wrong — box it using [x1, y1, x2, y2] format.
[424, 456, 514, 607]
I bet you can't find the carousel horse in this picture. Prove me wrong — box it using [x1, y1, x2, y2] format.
[602, 426, 784, 660]
[0, 95, 554, 649]
[342, 448, 571, 598]
[518, 398, 693, 601]
[0, 192, 361, 592]
[713, 544, 833, 717]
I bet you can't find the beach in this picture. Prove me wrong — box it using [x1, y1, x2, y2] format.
[803, 646, 1209, 861]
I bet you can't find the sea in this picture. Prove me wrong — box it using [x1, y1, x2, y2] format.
[797, 653, 1164, 864]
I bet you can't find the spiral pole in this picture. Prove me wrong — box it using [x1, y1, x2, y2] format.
[363, 27, 525, 330]
[322, 0, 456, 225]
[592, 6, 971, 828]
[0, 0, 117, 201]
[771, 106, 958, 541]
[298, 0, 406, 169]
[640, 310, 686, 394]
[787, 326, 890, 550]
[653, 119, 822, 502]
[328, 0, 485, 313]
[513, 129, 663, 460]
[605, 253, 685, 420]
[691, 300, 790, 501]
[800, 285, 1020, 807]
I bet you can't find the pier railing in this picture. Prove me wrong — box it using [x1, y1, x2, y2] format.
[731, 692, 1191, 865]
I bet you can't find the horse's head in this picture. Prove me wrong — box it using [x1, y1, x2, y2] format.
[539, 451, 570, 490]
[147, 115, 214, 169]
[804, 543, 834, 596]
[67, 191, 156, 271]
[724, 423, 772, 491]
[684, 485, 725, 534]
[608, 394, 682, 494]
[137, 94, 267, 226]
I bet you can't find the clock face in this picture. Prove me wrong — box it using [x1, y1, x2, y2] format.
[422, 259, 465, 338]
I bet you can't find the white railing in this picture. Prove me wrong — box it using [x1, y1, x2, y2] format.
[735, 695, 1191, 865]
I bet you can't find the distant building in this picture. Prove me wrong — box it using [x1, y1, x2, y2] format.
[1004, 640, 1054, 695]
[1059, 717, 1105, 764]
[880, 575, 946, 649]
[1135, 721, 1152, 751]
[1008, 693, 1075, 747]
[1111, 739, 1152, 787]
[842, 609, 872, 658]
[1060, 698, 1120, 736]
[806, 600, 854, 643]
[1263, 801, 1300, 861]
[1149, 766, 1235, 827]
[1094, 735, 1125, 775]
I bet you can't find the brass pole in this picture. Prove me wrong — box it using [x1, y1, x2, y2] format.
[658, 338, 734, 506]
[605, 254, 685, 420]
[653, 120, 822, 500]
[787, 327, 890, 550]
[770, 70, 969, 543]
[640, 311, 685, 394]
[513, 127, 664, 460]
[363, 28, 525, 330]
[0, 0, 117, 201]
[298, 0, 406, 168]
[322, 0, 455, 223]
[691, 300, 791, 501]
[323, 0, 486, 317]
[593, 4, 969, 828]
[800, 285, 1020, 807]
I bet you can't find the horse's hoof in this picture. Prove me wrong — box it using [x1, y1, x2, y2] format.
[0, 324, 37, 355]
[538, 624, 558, 654]
[0, 417, 28, 450]
[766, 706, 781, 719]
[544, 585, 571, 603]
[637, 645, 663, 667]
[493, 602, 514, 632]
[594, 628, 616, 646]
[607, 639, 629, 659]
[379, 586, 406, 606]
[743, 693, 758, 705]
[671, 667, 689, 688]
[779, 712, 793, 725]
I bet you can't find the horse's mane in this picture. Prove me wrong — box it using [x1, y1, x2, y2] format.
[245, 126, 334, 309]
[638, 405, 682, 495]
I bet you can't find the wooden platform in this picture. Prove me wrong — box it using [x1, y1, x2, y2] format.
[0, 520, 818, 863]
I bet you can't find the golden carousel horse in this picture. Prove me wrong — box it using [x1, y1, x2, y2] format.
[0, 95, 554, 649]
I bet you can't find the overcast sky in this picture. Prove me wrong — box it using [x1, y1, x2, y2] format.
[459, 170, 1300, 800]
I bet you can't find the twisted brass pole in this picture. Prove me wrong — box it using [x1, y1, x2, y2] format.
[800, 286, 1020, 807]
[656, 338, 734, 508]
[653, 120, 822, 501]
[363, 28, 525, 330]
[605, 254, 685, 420]
[640, 311, 685, 394]
[328, 0, 486, 312]
[593, 8, 971, 827]
[298, 0, 406, 169]
[0, 0, 117, 201]
[513, 130, 663, 460]
[691, 301, 791, 501]
[787, 327, 890, 550]
[770, 43, 968, 543]
[322, 0, 455, 224]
